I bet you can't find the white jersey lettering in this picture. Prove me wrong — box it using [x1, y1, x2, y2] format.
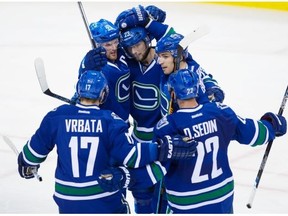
[65, 119, 103, 133]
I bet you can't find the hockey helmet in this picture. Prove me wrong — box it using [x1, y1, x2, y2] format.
[119, 27, 150, 49]
[77, 70, 109, 103]
[89, 19, 119, 44]
[168, 68, 199, 100]
[155, 33, 188, 58]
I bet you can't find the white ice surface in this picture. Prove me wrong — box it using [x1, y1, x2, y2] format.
[0, 2, 288, 214]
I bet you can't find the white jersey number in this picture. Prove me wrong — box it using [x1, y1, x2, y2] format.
[191, 136, 223, 183]
[69, 136, 99, 178]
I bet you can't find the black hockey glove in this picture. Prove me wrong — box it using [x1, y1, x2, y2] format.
[145, 5, 166, 23]
[206, 86, 225, 103]
[17, 152, 40, 179]
[83, 47, 107, 71]
[261, 112, 287, 137]
[98, 166, 131, 192]
[157, 135, 198, 162]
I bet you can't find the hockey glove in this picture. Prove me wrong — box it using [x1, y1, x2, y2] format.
[261, 112, 287, 137]
[98, 166, 131, 192]
[17, 152, 40, 179]
[114, 9, 130, 28]
[157, 135, 198, 161]
[83, 47, 107, 71]
[145, 5, 166, 23]
[115, 5, 150, 29]
[206, 86, 225, 103]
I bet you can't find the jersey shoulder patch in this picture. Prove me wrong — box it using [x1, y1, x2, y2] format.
[156, 115, 169, 129]
[111, 112, 123, 120]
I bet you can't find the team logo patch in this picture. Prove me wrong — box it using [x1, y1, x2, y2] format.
[111, 112, 122, 120]
[156, 116, 169, 129]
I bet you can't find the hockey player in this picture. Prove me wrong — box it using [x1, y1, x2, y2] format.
[119, 27, 162, 143]
[115, 5, 172, 212]
[118, 27, 165, 213]
[150, 32, 226, 213]
[116, 4, 171, 145]
[98, 68, 287, 213]
[155, 32, 225, 115]
[72, 19, 130, 124]
[17, 70, 198, 213]
[152, 68, 286, 213]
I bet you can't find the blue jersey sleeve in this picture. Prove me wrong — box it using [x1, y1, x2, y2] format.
[21, 109, 59, 165]
[128, 161, 168, 190]
[211, 103, 275, 146]
[145, 20, 169, 41]
[232, 115, 275, 146]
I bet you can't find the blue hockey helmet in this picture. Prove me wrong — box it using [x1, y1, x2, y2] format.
[89, 19, 119, 44]
[119, 27, 151, 58]
[119, 27, 150, 49]
[155, 33, 188, 58]
[77, 70, 109, 103]
[168, 68, 199, 100]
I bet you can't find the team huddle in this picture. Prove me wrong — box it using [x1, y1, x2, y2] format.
[17, 4, 287, 214]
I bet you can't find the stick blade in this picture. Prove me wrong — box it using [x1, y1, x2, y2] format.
[34, 57, 72, 104]
[34, 57, 49, 93]
[2, 135, 19, 155]
[179, 25, 210, 49]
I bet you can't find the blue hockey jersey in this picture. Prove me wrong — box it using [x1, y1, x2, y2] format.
[126, 22, 173, 143]
[78, 49, 130, 123]
[20, 103, 160, 213]
[127, 56, 163, 142]
[128, 102, 275, 213]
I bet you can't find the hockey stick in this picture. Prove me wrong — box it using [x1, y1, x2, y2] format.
[77, 1, 97, 49]
[34, 57, 72, 104]
[246, 84, 288, 209]
[2, 135, 43, 182]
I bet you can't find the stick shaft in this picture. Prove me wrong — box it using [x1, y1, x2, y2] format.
[77, 1, 96, 48]
[247, 85, 288, 208]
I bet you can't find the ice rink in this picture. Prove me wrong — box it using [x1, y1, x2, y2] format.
[0, 1, 287, 214]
